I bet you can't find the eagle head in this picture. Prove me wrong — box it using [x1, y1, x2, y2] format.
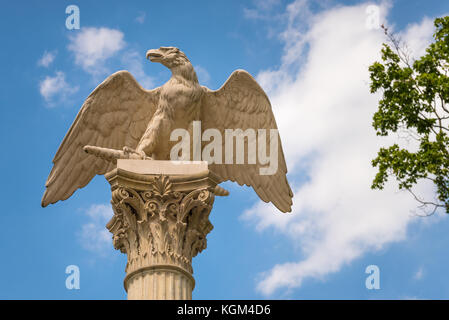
[146, 46, 189, 69]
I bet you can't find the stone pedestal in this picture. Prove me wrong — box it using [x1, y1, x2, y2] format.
[105, 160, 222, 300]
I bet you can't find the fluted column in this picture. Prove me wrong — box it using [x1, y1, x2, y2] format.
[104, 160, 221, 300]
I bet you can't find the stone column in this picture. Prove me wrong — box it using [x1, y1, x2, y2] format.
[104, 160, 223, 300]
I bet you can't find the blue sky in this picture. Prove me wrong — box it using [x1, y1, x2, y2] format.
[1, 0, 449, 299]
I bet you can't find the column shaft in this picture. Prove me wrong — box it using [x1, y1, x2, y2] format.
[126, 266, 194, 300]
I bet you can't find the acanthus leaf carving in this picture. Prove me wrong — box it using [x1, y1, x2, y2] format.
[107, 175, 215, 274]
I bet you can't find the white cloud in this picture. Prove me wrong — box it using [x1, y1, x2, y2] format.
[38, 50, 56, 67]
[400, 17, 435, 59]
[241, 1, 440, 296]
[194, 65, 211, 85]
[68, 27, 125, 76]
[121, 49, 155, 89]
[77, 204, 114, 255]
[39, 71, 79, 106]
[413, 267, 424, 280]
[135, 11, 146, 24]
[244, 0, 282, 20]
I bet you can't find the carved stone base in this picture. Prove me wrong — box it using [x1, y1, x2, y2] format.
[105, 160, 222, 300]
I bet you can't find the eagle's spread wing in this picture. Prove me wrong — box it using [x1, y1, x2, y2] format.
[42, 71, 160, 207]
[201, 70, 293, 212]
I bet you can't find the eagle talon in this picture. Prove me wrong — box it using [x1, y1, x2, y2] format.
[122, 146, 134, 154]
[122, 146, 152, 160]
[139, 150, 152, 160]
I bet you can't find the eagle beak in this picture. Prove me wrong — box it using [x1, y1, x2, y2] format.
[146, 49, 163, 62]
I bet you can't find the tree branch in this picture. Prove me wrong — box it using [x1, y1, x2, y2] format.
[406, 188, 444, 217]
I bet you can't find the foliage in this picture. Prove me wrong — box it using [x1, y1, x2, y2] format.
[369, 17, 449, 214]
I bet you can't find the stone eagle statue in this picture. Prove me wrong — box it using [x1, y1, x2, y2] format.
[42, 47, 293, 212]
